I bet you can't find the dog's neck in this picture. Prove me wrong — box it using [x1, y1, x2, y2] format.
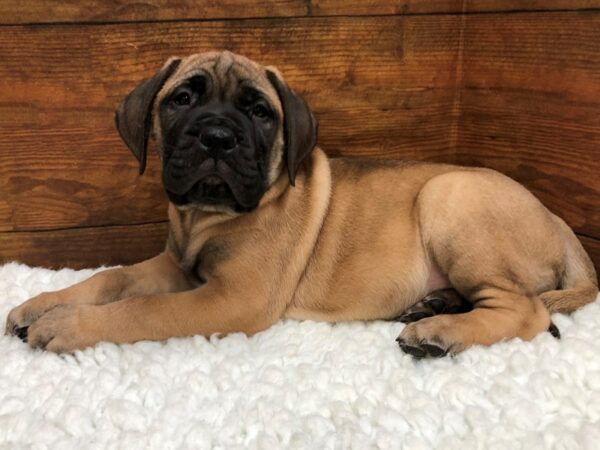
[165, 148, 332, 275]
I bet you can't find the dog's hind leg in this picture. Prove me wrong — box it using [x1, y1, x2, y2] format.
[394, 288, 561, 358]
[397, 289, 552, 358]
[397, 169, 580, 358]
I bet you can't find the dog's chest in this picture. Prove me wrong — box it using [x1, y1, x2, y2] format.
[167, 217, 230, 285]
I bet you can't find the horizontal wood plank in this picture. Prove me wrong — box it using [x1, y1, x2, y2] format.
[456, 11, 600, 237]
[0, 224, 596, 273]
[0, 222, 168, 269]
[2, 0, 600, 24]
[1, 10, 600, 269]
[0, 15, 462, 231]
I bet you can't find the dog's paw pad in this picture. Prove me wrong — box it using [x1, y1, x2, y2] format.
[397, 310, 432, 323]
[420, 343, 447, 357]
[395, 289, 473, 324]
[397, 335, 449, 359]
[423, 297, 447, 314]
[397, 340, 427, 359]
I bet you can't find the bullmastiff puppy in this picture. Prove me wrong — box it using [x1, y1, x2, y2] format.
[5, 51, 598, 358]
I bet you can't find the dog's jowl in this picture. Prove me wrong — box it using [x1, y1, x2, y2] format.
[5, 51, 598, 357]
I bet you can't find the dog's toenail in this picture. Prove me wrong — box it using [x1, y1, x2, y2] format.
[548, 322, 561, 339]
[15, 327, 28, 341]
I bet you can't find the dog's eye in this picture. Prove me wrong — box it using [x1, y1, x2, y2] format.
[252, 104, 269, 118]
[173, 92, 191, 106]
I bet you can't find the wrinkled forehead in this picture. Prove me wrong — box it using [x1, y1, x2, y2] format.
[157, 51, 280, 110]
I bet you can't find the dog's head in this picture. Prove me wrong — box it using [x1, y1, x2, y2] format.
[115, 51, 318, 213]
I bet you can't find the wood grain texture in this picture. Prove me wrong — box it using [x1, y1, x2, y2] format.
[1, 8, 599, 269]
[457, 12, 600, 237]
[2, 0, 600, 24]
[0, 225, 597, 272]
[0, 15, 462, 231]
[0, 222, 168, 269]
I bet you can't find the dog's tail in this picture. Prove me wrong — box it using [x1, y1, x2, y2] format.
[540, 216, 598, 314]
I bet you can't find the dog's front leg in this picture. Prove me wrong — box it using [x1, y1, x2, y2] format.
[5, 252, 192, 338]
[26, 280, 277, 353]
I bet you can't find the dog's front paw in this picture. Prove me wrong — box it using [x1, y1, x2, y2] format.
[396, 315, 465, 359]
[5, 292, 65, 339]
[27, 304, 100, 353]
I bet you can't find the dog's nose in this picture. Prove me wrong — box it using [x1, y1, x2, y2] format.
[200, 126, 236, 154]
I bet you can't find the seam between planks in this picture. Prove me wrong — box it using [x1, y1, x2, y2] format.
[0, 8, 599, 28]
[1, 220, 169, 234]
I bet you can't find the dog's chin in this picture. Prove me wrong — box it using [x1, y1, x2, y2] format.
[166, 176, 259, 213]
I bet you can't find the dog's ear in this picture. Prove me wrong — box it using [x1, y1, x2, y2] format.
[266, 69, 318, 186]
[115, 58, 181, 175]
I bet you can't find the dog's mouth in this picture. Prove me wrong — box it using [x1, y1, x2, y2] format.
[163, 154, 266, 212]
[190, 176, 234, 202]
[167, 175, 236, 206]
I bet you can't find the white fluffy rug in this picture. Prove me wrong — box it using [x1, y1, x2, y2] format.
[1, 262, 599, 449]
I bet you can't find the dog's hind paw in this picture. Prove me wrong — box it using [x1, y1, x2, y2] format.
[394, 288, 473, 324]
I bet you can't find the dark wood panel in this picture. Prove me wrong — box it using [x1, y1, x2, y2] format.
[0, 223, 596, 273]
[0, 0, 307, 24]
[457, 12, 600, 238]
[0, 15, 462, 231]
[0, 222, 168, 269]
[2, 0, 600, 24]
[463, 0, 600, 12]
[579, 235, 600, 275]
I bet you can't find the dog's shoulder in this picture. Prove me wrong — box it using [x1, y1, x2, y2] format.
[328, 156, 461, 189]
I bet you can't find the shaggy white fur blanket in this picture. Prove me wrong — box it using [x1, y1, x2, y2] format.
[0, 262, 599, 449]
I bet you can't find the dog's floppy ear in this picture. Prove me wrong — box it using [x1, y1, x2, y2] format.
[115, 58, 181, 175]
[266, 69, 318, 186]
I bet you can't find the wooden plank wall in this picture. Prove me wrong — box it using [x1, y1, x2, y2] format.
[0, 1, 599, 270]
